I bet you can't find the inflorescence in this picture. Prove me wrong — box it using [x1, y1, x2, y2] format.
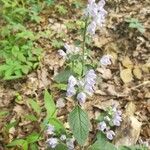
[85, 0, 107, 35]
[66, 69, 97, 104]
[97, 106, 122, 140]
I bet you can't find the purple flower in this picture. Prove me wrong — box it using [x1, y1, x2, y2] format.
[106, 130, 115, 140]
[85, 0, 107, 35]
[84, 69, 96, 95]
[97, 121, 107, 131]
[113, 111, 122, 126]
[100, 55, 112, 66]
[84, 83, 94, 96]
[77, 92, 87, 103]
[66, 85, 76, 97]
[85, 69, 97, 79]
[47, 138, 58, 148]
[46, 124, 55, 135]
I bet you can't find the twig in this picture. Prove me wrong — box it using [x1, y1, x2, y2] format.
[131, 81, 150, 90]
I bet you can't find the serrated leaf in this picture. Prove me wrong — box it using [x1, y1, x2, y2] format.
[28, 99, 41, 115]
[44, 90, 56, 118]
[68, 105, 90, 145]
[7, 139, 28, 150]
[54, 69, 74, 83]
[89, 132, 117, 150]
[120, 69, 133, 83]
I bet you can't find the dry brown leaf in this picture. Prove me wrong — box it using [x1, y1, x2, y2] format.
[97, 68, 112, 79]
[120, 68, 133, 83]
[122, 56, 133, 68]
[133, 67, 142, 79]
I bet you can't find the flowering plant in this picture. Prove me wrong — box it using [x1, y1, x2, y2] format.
[51, 0, 115, 149]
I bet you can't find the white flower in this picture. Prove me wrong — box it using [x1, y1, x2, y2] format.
[64, 43, 80, 55]
[100, 55, 112, 66]
[97, 0, 105, 8]
[77, 92, 87, 103]
[88, 0, 95, 4]
[66, 138, 75, 150]
[47, 138, 58, 148]
[60, 134, 66, 141]
[87, 21, 97, 35]
[58, 49, 67, 58]
[66, 85, 76, 97]
[47, 124, 55, 135]
[97, 121, 107, 131]
[56, 98, 65, 108]
[68, 75, 77, 87]
[106, 130, 115, 140]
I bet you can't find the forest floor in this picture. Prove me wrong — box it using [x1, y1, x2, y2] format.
[0, 0, 150, 149]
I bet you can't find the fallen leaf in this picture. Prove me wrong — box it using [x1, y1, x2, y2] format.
[120, 69, 133, 83]
[122, 56, 133, 68]
[133, 67, 142, 79]
[97, 68, 112, 79]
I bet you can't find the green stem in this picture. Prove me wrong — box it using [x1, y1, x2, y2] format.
[82, 17, 88, 76]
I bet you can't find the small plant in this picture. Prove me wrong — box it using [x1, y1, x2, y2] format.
[0, 0, 43, 80]
[54, 0, 108, 148]
[0, 26, 42, 80]
[56, 4, 68, 15]
[125, 18, 145, 33]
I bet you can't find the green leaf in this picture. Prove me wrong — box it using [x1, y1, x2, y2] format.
[24, 114, 37, 121]
[49, 118, 66, 134]
[55, 143, 68, 150]
[89, 132, 117, 150]
[0, 110, 9, 118]
[73, 61, 82, 76]
[30, 143, 38, 150]
[5, 120, 18, 131]
[12, 46, 19, 57]
[7, 139, 28, 150]
[54, 69, 74, 83]
[28, 99, 41, 115]
[118, 145, 149, 150]
[44, 90, 56, 118]
[68, 105, 90, 145]
[26, 132, 40, 144]
[53, 83, 67, 91]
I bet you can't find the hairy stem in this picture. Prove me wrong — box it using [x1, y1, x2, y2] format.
[82, 17, 88, 76]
